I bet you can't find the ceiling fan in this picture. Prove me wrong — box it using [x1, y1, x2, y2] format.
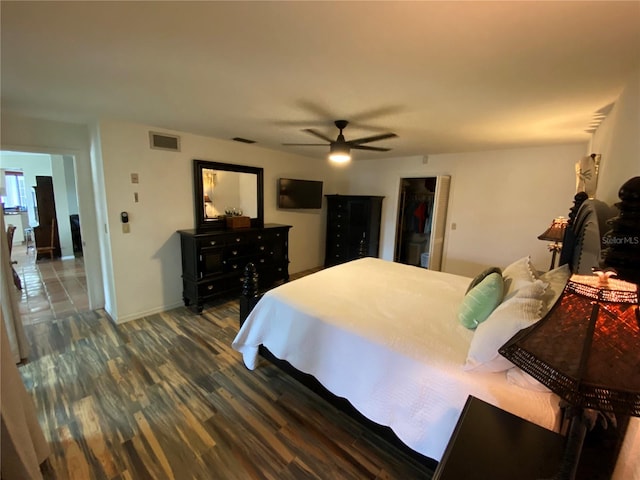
[283, 120, 397, 163]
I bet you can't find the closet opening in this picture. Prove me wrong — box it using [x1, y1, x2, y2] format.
[394, 176, 450, 271]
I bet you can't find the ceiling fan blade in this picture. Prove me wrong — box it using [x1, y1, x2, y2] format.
[282, 143, 329, 146]
[348, 132, 397, 145]
[352, 145, 391, 152]
[303, 128, 334, 143]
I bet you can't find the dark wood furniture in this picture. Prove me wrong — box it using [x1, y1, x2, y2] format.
[33, 176, 61, 260]
[178, 224, 291, 313]
[6, 224, 22, 290]
[70, 214, 82, 253]
[324, 195, 383, 268]
[433, 395, 624, 480]
[35, 217, 56, 260]
[433, 396, 565, 479]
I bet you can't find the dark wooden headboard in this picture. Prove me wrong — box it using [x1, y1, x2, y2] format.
[560, 176, 640, 283]
[562, 198, 617, 274]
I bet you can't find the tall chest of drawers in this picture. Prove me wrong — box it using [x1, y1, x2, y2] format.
[324, 195, 384, 268]
[178, 224, 291, 313]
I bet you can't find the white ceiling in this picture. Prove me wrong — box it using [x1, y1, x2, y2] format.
[2, 1, 639, 160]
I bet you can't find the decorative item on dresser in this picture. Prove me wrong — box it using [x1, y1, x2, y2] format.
[177, 224, 291, 314]
[324, 195, 383, 267]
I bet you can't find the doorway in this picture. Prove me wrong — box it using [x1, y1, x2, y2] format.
[394, 177, 437, 266]
[1, 151, 90, 318]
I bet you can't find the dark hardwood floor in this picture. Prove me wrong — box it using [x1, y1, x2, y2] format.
[19, 295, 435, 479]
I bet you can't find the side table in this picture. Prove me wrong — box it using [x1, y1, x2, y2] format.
[433, 395, 565, 480]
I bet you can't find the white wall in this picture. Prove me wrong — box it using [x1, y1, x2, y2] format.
[96, 120, 335, 323]
[64, 155, 79, 215]
[50, 155, 74, 257]
[343, 144, 586, 277]
[591, 67, 640, 204]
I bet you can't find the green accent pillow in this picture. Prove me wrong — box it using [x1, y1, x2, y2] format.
[466, 266, 502, 293]
[458, 272, 504, 329]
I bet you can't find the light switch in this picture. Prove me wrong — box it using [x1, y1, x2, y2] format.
[451, 222, 457, 230]
[131, 173, 139, 184]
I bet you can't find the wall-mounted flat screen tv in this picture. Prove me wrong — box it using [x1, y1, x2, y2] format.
[278, 178, 323, 209]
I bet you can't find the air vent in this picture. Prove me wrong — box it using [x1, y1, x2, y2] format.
[232, 137, 256, 144]
[149, 131, 181, 151]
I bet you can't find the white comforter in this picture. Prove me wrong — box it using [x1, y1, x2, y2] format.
[232, 257, 560, 461]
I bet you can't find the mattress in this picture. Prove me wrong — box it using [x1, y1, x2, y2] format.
[232, 257, 560, 461]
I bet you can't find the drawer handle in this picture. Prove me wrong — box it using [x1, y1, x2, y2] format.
[207, 285, 214, 290]
[336, 234, 340, 238]
[336, 244, 340, 247]
[235, 238, 241, 242]
[232, 250, 238, 255]
[210, 240, 216, 246]
[260, 259, 265, 263]
[259, 246, 265, 251]
[258, 235, 262, 239]
[337, 224, 341, 228]
[232, 264, 238, 270]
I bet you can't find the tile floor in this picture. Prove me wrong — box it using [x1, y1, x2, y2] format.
[11, 243, 89, 325]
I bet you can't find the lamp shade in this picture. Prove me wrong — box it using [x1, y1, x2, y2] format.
[203, 194, 212, 203]
[499, 273, 640, 417]
[538, 216, 568, 243]
[329, 142, 351, 163]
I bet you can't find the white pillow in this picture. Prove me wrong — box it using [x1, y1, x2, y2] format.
[537, 263, 571, 316]
[506, 367, 552, 392]
[464, 279, 547, 373]
[502, 256, 538, 300]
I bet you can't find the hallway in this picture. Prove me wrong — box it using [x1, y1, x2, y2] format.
[11, 246, 89, 325]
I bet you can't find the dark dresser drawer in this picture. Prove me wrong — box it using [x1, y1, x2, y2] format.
[179, 224, 291, 313]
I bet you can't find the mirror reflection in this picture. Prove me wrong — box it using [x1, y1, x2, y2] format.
[193, 159, 264, 231]
[202, 169, 258, 220]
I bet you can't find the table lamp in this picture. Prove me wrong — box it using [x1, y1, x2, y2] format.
[499, 271, 640, 480]
[204, 194, 212, 218]
[538, 217, 568, 270]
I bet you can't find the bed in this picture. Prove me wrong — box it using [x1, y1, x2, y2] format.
[232, 177, 640, 475]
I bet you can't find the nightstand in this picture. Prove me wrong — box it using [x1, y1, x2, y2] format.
[433, 395, 565, 480]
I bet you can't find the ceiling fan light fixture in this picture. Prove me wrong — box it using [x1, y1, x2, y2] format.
[329, 143, 351, 163]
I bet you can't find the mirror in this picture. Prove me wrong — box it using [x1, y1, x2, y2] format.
[193, 160, 264, 231]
